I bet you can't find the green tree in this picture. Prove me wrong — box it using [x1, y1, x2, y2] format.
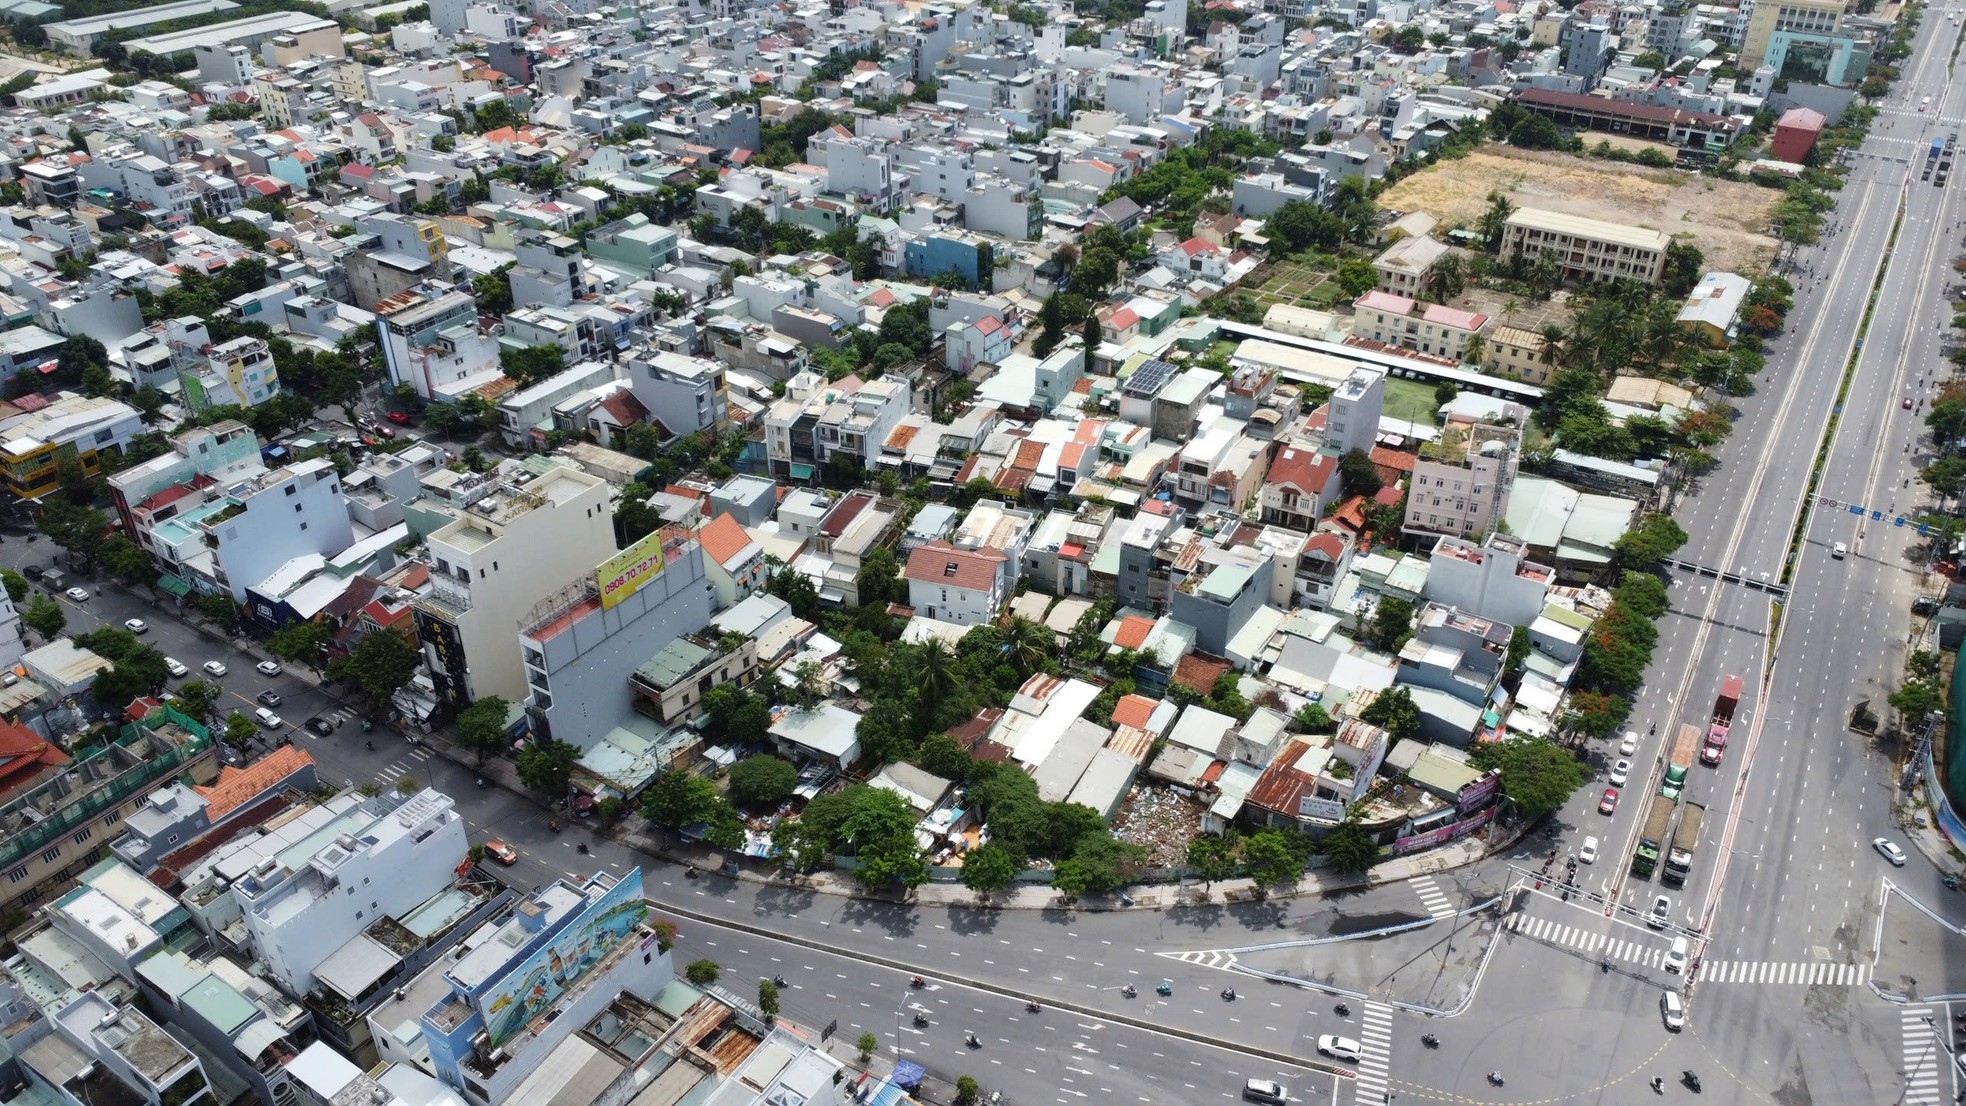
[515, 738, 582, 795]
[224, 711, 258, 748]
[498, 344, 565, 386]
[73, 627, 140, 660]
[23, 593, 64, 639]
[758, 980, 781, 1021]
[1056, 833, 1144, 895]
[1507, 113, 1562, 149]
[1338, 448, 1382, 497]
[1335, 256, 1378, 297]
[856, 1032, 878, 1061]
[954, 1077, 982, 1106]
[643, 769, 730, 828]
[855, 546, 901, 607]
[917, 732, 973, 780]
[1292, 703, 1335, 733]
[0, 569, 25, 605]
[1366, 596, 1414, 652]
[1242, 830, 1302, 891]
[92, 646, 170, 709]
[1614, 513, 1689, 568]
[99, 535, 159, 588]
[174, 680, 220, 723]
[1359, 686, 1421, 741]
[1470, 736, 1590, 815]
[37, 501, 109, 571]
[1320, 821, 1380, 874]
[454, 695, 512, 764]
[198, 594, 243, 634]
[1185, 833, 1240, 892]
[1566, 690, 1631, 740]
[728, 755, 798, 807]
[266, 620, 330, 671]
[685, 959, 721, 986]
[959, 841, 1020, 900]
[328, 630, 419, 717]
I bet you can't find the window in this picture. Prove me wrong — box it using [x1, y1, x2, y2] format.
[41, 847, 59, 863]
[5, 866, 25, 883]
[73, 827, 91, 844]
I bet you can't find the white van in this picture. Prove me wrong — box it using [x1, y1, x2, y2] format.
[254, 707, 285, 729]
[1664, 936, 1689, 973]
[1243, 1080, 1288, 1104]
[1661, 989, 1685, 1031]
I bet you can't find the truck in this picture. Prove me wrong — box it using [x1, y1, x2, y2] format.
[1632, 794, 1676, 877]
[1663, 801, 1706, 886]
[1662, 723, 1701, 800]
[1701, 675, 1743, 767]
[1933, 137, 1947, 162]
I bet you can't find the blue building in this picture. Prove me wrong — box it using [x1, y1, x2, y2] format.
[903, 233, 993, 288]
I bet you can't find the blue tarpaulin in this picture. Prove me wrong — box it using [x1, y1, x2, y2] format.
[890, 1061, 925, 1089]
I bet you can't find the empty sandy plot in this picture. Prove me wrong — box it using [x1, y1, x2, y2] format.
[1379, 148, 1782, 275]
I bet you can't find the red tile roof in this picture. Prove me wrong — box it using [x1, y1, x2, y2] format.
[1111, 693, 1158, 730]
[697, 512, 755, 568]
[194, 745, 316, 821]
[904, 541, 1004, 591]
[0, 718, 68, 802]
[597, 390, 649, 427]
[1172, 653, 1231, 695]
[1268, 446, 1337, 495]
[820, 492, 872, 538]
[1113, 615, 1156, 650]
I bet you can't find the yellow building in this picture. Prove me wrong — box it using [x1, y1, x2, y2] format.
[0, 393, 145, 500]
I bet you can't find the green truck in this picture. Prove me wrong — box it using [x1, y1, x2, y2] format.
[1632, 794, 1675, 877]
[1661, 723, 1700, 801]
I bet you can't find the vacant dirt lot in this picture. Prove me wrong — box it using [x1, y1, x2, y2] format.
[1379, 148, 1782, 275]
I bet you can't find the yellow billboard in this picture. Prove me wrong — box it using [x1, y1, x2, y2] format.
[596, 530, 667, 610]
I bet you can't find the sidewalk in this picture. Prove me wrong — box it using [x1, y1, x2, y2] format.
[414, 724, 1506, 911]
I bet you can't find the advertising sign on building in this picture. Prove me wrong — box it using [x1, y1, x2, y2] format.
[478, 869, 650, 1045]
[596, 530, 667, 610]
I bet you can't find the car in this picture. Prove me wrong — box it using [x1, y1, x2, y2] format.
[64, 587, 88, 601]
[124, 618, 148, 634]
[1610, 758, 1631, 786]
[485, 839, 519, 866]
[305, 716, 334, 736]
[253, 707, 285, 729]
[1242, 1079, 1289, 1105]
[1315, 1036, 1361, 1063]
[255, 660, 281, 676]
[1619, 730, 1640, 757]
[203, 660, 229, 677]
[375, 425, 397, 439]
[1647, 894, 1672, 929]
[1664, 936, 1690, 974]
[163, 657, 188, 678]
[1579, 836, 1599, 864]
[1906, 397, 1917, 410]
[1874, 838, 1908, 866]
[1831, 541, 1848, 559]
[256, 690, 283, 708]
[1599, 787, 1620, 815]
[1661, 989, 1685, 1031]
[20, 564, 40, 579]
[386, 411, 413, 426]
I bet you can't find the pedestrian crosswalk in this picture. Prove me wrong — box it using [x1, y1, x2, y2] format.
[376, 747, 434, 784]
[1902, 1006, 1945, 1106]
[1350, 1002, 1394, 1106]
[1503, 913, 1668, 969]
[1158, 949, 1239, 971]
[1409, 876, 1455, 919]
[1693, 960, 1871, 986]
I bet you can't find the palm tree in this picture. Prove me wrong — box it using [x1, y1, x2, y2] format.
[914, 639, 957, 713]
[1538, 324, 1568, 371]
[1000, 616, 1052, 677]
[1477, 190, 1516, 250]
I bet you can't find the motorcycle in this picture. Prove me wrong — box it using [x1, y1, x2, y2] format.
[1651, 1077, 1666, 1094]
[911, 976, 926, 989]
[1335, 1002, 1350, 1017]
[1221, 988, 1236, 1001]
[1421, 1034, 1438, 1049]
[966, 1033, 981, 1049]
[1682, 1071, 1701, 1092]
[685, 866, 699, 879]
[364, 740, 373, 750]
[1156, 980, 1172, 996]
[913, 1012, 929, 1027]
[1488, 1073, 1505, 1087]
[548, 819, 560, 833]
[773, 975, 787, 988]
[576, 842, 589, 855]
[1121, 984, 1136, 998]
[1026, 1000, 1041, 1013]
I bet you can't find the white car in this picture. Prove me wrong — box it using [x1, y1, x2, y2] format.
[254, 707, 284, 729]
[203, 660, 229, 677]
[1832, 541, 1848, 559]
[124, 618, 148, 635]
[1873, 838, 1908, 866]
[1664, 936, 1689, 974]
[1609, 758, 1631, 786]
[1579, 835, 1599, 864]
[164, 657, 188, 678]
[1647, 894, 1672, 929]
[1619, 731, 1640, 757]
[255, 660, 282, 676]
[1315, 1036, 1361, 1063]
[1661, 989, 1685, 1031]
[64, 587, 88, 602]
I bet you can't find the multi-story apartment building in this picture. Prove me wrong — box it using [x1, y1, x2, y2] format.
[0, 707, 215, 914]
[517, 532, 713, 751]
[765, 373, 912, 480]
[1740, 0, 1847, 68]
[1481, 324, 1556, 384]
[0, 393, 145, 500]
[159, 458, 353, 601]
[375, 288, 500, 401]
[625, 350, 727, 437]
[1497, 208, 1672, 285]
[183, 334, 281, 410]
[108, 418, 262, 537]
[412, 461, 614, 710]
[1402, 422, 1520, 541]
[1352, 291, 1490, 361]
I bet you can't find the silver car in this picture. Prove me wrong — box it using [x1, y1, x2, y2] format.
[1873, 838, 1908, 866]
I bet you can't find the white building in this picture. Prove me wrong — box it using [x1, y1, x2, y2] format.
[904, 541, 1008, 625]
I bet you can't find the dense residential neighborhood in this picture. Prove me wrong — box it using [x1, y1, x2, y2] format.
[0, 0, 1944, 1100]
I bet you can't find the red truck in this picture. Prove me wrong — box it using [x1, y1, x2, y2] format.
[1701, 674, 1742, 766]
